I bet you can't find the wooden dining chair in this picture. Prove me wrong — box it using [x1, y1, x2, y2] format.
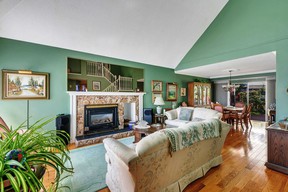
[213, 103, 230, 123]
[229, 105, 247, 130]
[235, 101, 245, 108]
[246, 103, 253, 128]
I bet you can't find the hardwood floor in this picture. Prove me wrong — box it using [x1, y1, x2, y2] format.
[45, 121, 288, 192]
[183, 121, 288, 192]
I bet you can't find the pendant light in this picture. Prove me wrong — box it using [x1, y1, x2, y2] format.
[222, 69, 240, 92]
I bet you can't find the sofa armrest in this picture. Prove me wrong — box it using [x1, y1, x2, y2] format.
[103, 138, 137, 165]
[165, 109, 178, 120]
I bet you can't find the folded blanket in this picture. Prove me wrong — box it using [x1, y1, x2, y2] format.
[162, 119, 221, 152]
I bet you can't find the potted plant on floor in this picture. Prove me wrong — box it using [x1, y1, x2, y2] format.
[0, 117, 73, 191]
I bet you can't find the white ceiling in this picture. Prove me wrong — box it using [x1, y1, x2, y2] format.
[0, 0, 228, 69]
[0, 0, 276, 79]
[175, 52, 276, 79]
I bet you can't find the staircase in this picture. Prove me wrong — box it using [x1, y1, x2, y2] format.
[86, 61, 133, 92]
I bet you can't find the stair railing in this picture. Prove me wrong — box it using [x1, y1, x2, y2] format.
[118, 75, 133, 91]
[103, 66, 117, 83]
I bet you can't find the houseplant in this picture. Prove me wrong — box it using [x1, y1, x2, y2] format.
[0, 117, 73, 191]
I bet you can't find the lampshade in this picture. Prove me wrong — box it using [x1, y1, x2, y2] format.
[222, 69, 240, 92]
[154, 97, 165, 105]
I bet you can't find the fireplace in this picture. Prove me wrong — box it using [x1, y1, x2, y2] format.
[84, 104, 119, 135]
[68, 91, 145, 145]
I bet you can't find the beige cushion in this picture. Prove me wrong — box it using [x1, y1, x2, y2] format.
[165, 109, 177, 120]
[193, 108, 221, 120]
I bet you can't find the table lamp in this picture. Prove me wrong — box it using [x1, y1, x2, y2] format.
[154, 96, 165, 114]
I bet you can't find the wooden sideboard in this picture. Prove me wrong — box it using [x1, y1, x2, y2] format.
[265, 123, 288, 174]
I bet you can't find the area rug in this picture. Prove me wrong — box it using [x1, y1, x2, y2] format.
[58, 136, 134, 192]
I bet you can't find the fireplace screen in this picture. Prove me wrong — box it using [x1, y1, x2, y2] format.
[84, 104, 119, 134]
[91, 113, 113, 125]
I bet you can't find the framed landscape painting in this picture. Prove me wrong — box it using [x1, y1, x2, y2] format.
[166, 82, 178, 101]
[2, 70, 50, 100]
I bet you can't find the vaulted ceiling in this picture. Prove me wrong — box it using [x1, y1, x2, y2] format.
[0, 0, 276, 78]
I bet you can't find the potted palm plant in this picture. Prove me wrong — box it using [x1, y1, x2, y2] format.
[0, 117, 73, 191]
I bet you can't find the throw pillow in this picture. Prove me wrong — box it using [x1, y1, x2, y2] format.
[179, 108, 193, 121]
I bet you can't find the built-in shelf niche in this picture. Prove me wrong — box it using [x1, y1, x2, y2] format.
[67, 57, 144, 92]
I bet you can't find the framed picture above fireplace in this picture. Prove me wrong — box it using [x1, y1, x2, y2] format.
[2, 69, 50, 100]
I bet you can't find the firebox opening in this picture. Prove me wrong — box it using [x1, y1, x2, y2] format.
[84, 104, 119, 135]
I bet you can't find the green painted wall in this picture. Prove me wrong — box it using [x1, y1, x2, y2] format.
[177, 0, 288, 120]
[0, 38, 198, 129]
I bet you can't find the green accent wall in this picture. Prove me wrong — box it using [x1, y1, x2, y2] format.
[0, 37, 198, 129]
[177, 0, 288, 120]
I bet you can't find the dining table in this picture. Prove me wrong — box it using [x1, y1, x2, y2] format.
[223, 106, 246, 129]
[223, 106, 244, 112]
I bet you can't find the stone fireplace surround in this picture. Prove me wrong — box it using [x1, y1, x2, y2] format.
[68, 92, 145, 146]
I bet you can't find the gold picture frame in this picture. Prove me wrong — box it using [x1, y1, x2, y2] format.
[151, 80, 163, 92]
[166, 82, 178, 101]
[2, 69, 50, 100]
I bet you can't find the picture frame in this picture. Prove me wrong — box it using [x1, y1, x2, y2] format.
[151, 80, 163, 92]
[2, 69, 50, 100]
[166, 83, 178, 101]
[181, 88, 186, 96]
[92, 81, 101, 91]
[152, 92, 162, 103]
